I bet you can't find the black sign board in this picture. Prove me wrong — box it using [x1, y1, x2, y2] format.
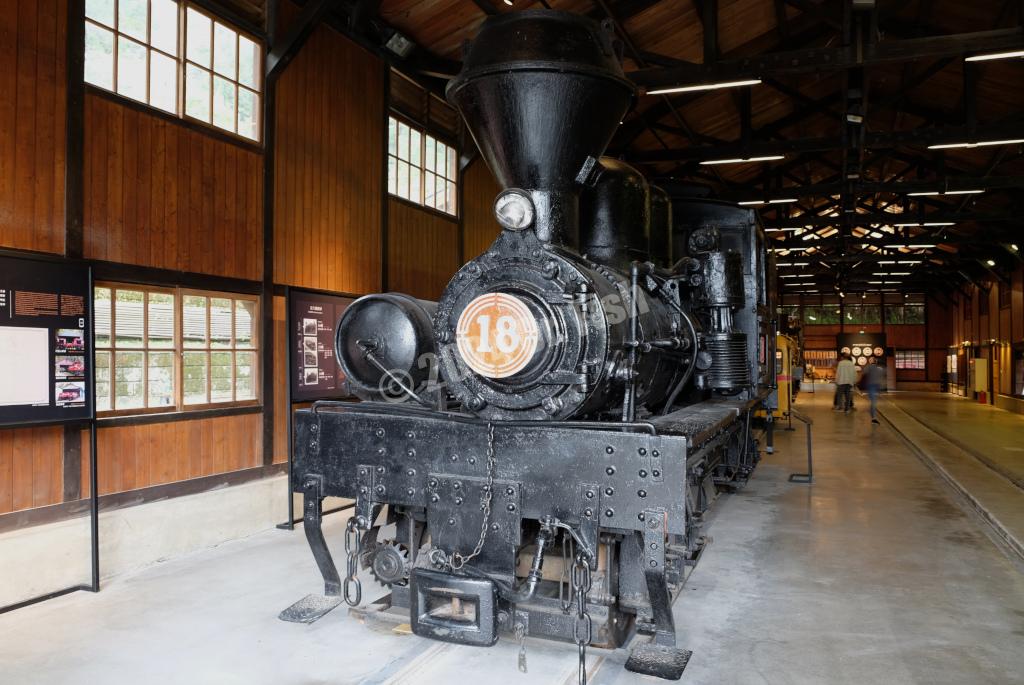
[836, 332, 887, 368]
[0, 255, 94, 426]
[288, 288, 355, 402]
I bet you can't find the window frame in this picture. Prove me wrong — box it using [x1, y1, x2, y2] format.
[177, 287, 261, 410]
[84, 0, 264, 144]
[894, 349, 926, 370]
[180, 3, 264, 142]
[95, 282, 261, 417]
[387, 113, 459, 217]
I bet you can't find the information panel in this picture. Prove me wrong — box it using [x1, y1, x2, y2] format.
[836, 332, 887, 368]
[288, 289, 354, 402]
[0, 255, 93, 426]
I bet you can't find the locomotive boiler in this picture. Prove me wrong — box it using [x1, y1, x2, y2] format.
[281, 10, 774, 682]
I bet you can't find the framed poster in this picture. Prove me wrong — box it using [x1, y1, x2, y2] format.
[0, 255, 94, 426]
[288, 288, 355, 402]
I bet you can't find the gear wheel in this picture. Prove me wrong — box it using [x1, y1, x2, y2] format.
[369, 541, 410, 587]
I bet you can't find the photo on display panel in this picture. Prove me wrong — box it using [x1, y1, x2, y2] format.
[55, 329, 85, 353]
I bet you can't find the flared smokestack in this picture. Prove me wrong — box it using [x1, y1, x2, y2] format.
[446, 11, 634, 249]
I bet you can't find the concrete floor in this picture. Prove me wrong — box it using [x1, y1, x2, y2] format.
[1, 389, 1023, 684]
[885, 391, 1024, 488]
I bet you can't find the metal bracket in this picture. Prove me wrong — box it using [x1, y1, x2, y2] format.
[579, 483, 600, 570]
[624, 507, 693, 680]
[355, 464, 379, 525]
[278, 473, 345, 625]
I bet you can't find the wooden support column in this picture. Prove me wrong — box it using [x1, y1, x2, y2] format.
[261, 0, 279, 466]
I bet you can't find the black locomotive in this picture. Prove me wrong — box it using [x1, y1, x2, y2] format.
[281, 10, 775, 682]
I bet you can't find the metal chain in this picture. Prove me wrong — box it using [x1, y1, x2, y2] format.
[571, 551, 593, 685]
[343, 518, 363, 606]
[515, 621, 528, 673]
[449, 422, 496, 570]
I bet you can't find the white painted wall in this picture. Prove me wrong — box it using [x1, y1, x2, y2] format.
[0, 475, 289, 608]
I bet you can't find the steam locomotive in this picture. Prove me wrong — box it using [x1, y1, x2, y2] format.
[281, 11, 775, 682]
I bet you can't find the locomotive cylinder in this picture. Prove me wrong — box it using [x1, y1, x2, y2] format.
[335, 293, 438, 401]
[648, 185, 672, 267]
[579, 157, 651, 269]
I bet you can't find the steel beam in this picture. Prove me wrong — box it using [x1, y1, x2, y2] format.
[625, 121, 1024, 163]
[266, 0, 342, 81]
[628, 27, 1024, 90]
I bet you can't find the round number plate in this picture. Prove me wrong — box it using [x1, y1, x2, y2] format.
[456, 293, 540, 379]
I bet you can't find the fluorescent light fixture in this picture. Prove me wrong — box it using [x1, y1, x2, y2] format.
[776, 262, 810, 267]
[873, 272, 911, 276]
[892, 222, 954, 227]
[964, 50, 1024, 62]
[907, 190, 984, 196]
[647, 78, 762, 95]
[986, 259, 996, 267]
[700, 155, 785, 166]
[766, 227, 802, 232]
[928, 138, 1024, 149]
[885, 244, 936, 249]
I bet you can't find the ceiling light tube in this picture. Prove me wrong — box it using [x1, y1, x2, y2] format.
[885, 244, 936, 249]
[647, 78, 762, 95]
[964, 50, 1024, 62]
[892, 222, 954, 227]
[765, 227, 802, 232]
[700, 155, 785, 166]
[906, 190, 984, 196]
[928, 138, 1024, 149]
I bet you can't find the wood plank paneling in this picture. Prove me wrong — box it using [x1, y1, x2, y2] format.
[82, 94, 263, 280]
[80, 413, 261, 497]
[273, 21, 384, 294]
[0, 0, 66, 254]
[461, 158, 501, 261]
[387, 199, 460, 300]
[273, 295, 288, 463]
[0, 427, 63, 514]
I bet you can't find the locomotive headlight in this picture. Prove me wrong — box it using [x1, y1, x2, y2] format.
[494, 189, 534, 231]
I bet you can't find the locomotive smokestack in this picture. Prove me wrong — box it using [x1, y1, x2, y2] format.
[446, 11, 634, 249]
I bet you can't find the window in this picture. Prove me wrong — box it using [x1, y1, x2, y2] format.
[803, 306, 841, 325]
[843, 305, 881, 324]
[895, 350, 926, 370]
[95, 284, 259, 413]
[85, 1, 262, 141]
[387, 116, 458, 215]
[885, 304, 925, 324]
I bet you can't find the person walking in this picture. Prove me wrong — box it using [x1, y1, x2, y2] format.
[864, 359, 885, 424]
[835, 353, 857, 413]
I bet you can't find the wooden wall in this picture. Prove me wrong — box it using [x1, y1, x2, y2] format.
[83, 95, 263, 280]
[387, 199, 460, 300]
[0, 0, 67, 254]
[0, 428, 64, 514]
[81, 414, 261, 497]
[461, 158, 501, 260]
[948, 264, 1024, 399]
[273, 21, 384, 295]
[796, 294, 953, 383]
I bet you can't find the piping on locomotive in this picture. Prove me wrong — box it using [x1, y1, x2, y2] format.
[281, 10, 777, 682]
